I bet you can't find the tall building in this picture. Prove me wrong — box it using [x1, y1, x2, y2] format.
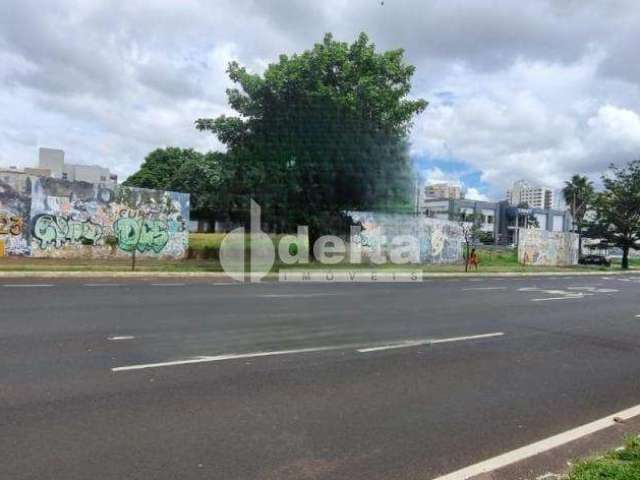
[39, 148, 117, 185]
[424, 182, 463, 200]
[506, 180, 553, 209]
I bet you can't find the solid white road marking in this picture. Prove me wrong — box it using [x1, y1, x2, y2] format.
[462, 287, 507, 291]
[431, 403, 640, 480]
[357, 332, 504, 353]
[3, 284, 54, 288]
[112, 332, 505, 372]
[108, 335, 135, 341]
[85, 283, 123, 287]
[150, 283, 186, 286]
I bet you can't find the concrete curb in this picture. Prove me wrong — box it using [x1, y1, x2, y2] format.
[419, 270, 638, 278]
[0, 269, 636, 279]
[0, 271, 235, 278]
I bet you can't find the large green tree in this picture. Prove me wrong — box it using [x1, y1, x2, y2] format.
[167, 151, 228, 224]
[562, 174, 594, 256]
[195, 32, 427, 237]
[587, 161, 640, 269]
[124, 147, 203, 190]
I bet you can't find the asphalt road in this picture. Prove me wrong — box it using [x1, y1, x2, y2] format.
[2, 274, 640, 479]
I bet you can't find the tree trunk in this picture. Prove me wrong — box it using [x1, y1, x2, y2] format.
[622, 246, 629, 270]
[577, 226, 582, 258]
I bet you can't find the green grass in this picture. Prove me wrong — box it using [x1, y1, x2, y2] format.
[188, 233, 301, 260]
[0, 236, 630, 273]
[567, 435, 640, 480]
[0, 257, 223, 272]
[189, 233, 226, 250]
[474, 248, 519, 266]
[277, 247, 607, 273]
[611, 257, 640, 268]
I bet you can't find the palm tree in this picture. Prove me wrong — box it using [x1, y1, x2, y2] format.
[563, 175, 594, 257]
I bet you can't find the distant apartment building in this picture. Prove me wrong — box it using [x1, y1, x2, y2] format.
[506, 180, 553, 210]
[424, 182, 463, 200]
[39, 148, 117, 185]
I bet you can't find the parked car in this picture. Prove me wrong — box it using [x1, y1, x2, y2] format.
[579, 254, 611, 267]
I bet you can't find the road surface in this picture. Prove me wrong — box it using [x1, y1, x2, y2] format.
[2, 274, 640, 479]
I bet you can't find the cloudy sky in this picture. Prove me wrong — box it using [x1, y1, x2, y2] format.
[2, 0, 640, 201]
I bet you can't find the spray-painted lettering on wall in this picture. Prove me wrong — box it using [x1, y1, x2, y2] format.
[0, 175, 189, 258]
[32, 214, 103, 248]
[113, 218, 169, 253]
[0, 213, 24, 235]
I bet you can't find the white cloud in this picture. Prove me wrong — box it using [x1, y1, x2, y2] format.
[412, 52, 640, 197]
[1, 0, 640, 189]
[465, 188, 489, 201]
[421, 167, 463, 186]
[587, 105, 640, 148]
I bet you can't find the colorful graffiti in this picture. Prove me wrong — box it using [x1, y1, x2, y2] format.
[113, 218, 169, 254]
[349, 211, 465, 264]
[0, 213, 24, 236]
[0, 177, 33, 255]
[0, 174, 189, 258]
[32, 214, 103, 248]
[518, 229, 578, 266]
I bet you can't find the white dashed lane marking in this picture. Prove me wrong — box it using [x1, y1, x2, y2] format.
[258, 293, 341, 298]
[462, 287, 507, 291]
[3, 284, 54, 288]
[356, 332, 504, 353]
[530, 296, 585, 302]
[112, 332, 505, 372]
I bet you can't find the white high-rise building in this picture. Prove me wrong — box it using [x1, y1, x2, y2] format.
[506, 180, 553, 209]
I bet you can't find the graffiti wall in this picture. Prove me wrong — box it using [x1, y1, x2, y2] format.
[349, 211, 464, 264]
[518, 229, 578, 266]
[0, 173, 189, 258]
[0, 176, 32, 256]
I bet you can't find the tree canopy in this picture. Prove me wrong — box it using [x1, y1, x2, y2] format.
[562, 174, 595, 255]
[587, 161, 640, 269]
[124, 147, 203, 190]
[195, 32, 427, 235]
